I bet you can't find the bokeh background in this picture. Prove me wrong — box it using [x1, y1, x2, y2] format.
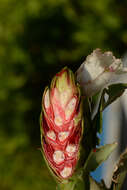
[0, 0, 127, 190]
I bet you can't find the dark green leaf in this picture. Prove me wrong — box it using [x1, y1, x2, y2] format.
[92, 107, 102, 135]
[84, 143, 117, 173]
[57, 180, 76, 190]
[102, 83, 127, 110]
[89, 177, 107, 190]
[73, 176, 85, 190]
[92, 89, 106, 136]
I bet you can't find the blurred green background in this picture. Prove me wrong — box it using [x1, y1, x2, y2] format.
[0, 0, 127, 189]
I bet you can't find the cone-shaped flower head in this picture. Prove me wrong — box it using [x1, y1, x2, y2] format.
[41, 67, 83, 180]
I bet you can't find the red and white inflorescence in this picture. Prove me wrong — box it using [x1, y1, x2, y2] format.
[41, 67, 83, 180]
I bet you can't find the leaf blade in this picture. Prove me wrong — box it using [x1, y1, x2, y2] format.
[84, 143, 117, 173]
[103, 83, 127, 110]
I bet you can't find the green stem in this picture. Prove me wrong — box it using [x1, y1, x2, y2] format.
[57, 181, 76, 190]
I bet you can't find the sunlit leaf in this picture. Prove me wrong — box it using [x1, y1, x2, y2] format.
[84, 143, 117, 173]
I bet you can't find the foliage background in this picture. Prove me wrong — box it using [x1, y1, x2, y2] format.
[0, 0, 127, 189]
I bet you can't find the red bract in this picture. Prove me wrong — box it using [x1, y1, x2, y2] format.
[41, 67, 83, 180]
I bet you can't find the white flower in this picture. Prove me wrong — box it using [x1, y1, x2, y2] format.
[76, 49, 127, 97]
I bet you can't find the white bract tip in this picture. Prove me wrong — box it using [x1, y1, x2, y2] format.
[54, 116, 63, 126]
[53, 150, 65, 164]
[65, 97, 76, 120]
[54, 106, 63, 126]
[44, 89, 50, 108]
[69, 122, 73, 130]
[66, 144, 76, 156]
[60, 166, 72, 178]
[58, 131, 69, 142]
[60, 89, 72, 108]
[47, 130, 56, 141]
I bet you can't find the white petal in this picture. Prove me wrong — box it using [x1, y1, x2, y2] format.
[76, 49, 127, 97]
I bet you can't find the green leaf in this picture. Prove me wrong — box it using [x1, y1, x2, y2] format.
[57, 180, 76, 190]
[89, 177, 106, 190]
[83, 143, 117, 173]
[73, 176, 85, 190]
[92, 99, 102, 133]
[91, 89, 106, 146]
[91, 89, 104, 120]
[102, 83, 127, 110]
[111, 148, 127, 190]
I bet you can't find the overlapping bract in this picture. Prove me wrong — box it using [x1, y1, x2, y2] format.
[40, 67, 83, 180]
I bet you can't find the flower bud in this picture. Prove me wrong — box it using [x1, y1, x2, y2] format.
[40, 67, 83, 180]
